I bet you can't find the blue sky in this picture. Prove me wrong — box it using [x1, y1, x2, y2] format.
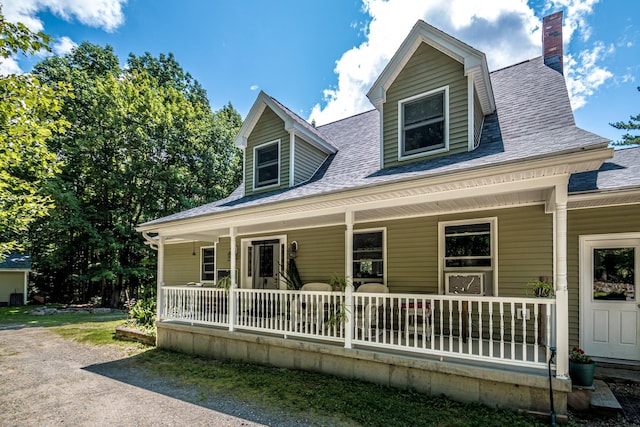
[3, 0, 639, 143]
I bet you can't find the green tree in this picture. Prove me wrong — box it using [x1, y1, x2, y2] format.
[0, 14, 70, 259]
[610, 86, 640, 145]
[30, 43, 242, 306]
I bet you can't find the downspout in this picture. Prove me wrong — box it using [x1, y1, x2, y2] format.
[156, 236, 165, 322]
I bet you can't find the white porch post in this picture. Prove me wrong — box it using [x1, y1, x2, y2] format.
[229, 226, 237, 332]
[554, 184, 569, 378]
[156, 235, 165, 321]
[345, 211, 354, 349]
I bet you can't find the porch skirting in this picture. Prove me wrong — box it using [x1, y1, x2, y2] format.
[157, 321, 571, 415]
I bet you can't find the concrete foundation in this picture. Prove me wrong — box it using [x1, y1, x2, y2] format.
[157, 322, 571, 415]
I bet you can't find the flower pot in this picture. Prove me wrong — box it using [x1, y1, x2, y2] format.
[569, 360, 596, 387]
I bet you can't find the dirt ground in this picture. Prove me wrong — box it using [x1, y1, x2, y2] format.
[0, 326, 303, 427]
[1, 325, 638, 426]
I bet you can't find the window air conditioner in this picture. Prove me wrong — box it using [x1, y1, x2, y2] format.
[445, 273, 484, 295]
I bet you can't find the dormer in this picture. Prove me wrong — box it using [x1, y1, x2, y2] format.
[367, 20, 495, 169]
[235, 91, 337, 196]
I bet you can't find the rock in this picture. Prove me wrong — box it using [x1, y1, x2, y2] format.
[30, 310, 45, 316]
[43, 308, 58, 315]
[92, 308, 112, 313]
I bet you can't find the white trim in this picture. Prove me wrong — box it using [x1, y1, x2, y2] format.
[397, 86, 449, 161]
[352, 227, 388, 286]
[200, 245, 216, 283]
[289, 132, 296, 187]
[241, 146, 247, 196]
[467, 76, 474, 152]
[366, 20, 495, 115]
[579, 232, 640, 361]
[240, 234, 288, 289]
[253, 139, 281, 190]
[438, 217, 498, 295]
[137, 149, 609, 235]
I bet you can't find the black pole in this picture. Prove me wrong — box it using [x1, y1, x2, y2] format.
[548, 346, 557, 427]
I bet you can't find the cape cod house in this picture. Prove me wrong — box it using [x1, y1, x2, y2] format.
[138, 12, 639, 416]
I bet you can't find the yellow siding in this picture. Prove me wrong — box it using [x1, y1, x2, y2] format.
[245, 107, 290, 195]
[383, 43, 468, 168]
[294, 136, 327, 185]
[162, 206, 553, 295]
[0, 271, 25, 302]
[567, 204, 640, 345]
[288, 226, 345, 283]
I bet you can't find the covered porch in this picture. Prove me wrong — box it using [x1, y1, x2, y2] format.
[139, 162, 610, 415]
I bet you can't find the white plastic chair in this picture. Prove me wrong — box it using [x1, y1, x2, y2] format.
[293, 283, 332, 329]
[355, 283, 389, 339]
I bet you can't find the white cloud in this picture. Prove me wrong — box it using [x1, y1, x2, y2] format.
[52, 36, 77, 56]
[250, 85, 259, 91]
[3, 0, 127, 32]
[0, 57, 23, 76]
[565, 42, 614, 109]
[309, 0, 610, 125]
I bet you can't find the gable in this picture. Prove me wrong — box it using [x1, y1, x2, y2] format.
[245, 106, 290, 195]
[382, 42, 468, 168]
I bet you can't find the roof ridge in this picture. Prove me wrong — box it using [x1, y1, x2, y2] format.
[490, 56, 542, 74]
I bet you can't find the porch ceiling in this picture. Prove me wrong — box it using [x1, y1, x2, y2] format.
[355, 189, 549, 222]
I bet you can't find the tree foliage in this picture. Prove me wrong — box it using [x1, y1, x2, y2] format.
[30, 43, 242, 306]
[610, 86, 640, 146]
[0, 13, 70, 259]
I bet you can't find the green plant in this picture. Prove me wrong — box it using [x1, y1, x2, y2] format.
[129, 297, 156, 328]
[280, 259, 303, 290]
[570, 346, 593, 364]
[329, 273, 348, 292]
[216, 275, 232, 292]
[526, 278, 554, 297]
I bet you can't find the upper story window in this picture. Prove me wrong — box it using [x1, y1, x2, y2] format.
[201, 246, 215, 282]
[254, 140, 280, 189]
[398, 86, 449, 159]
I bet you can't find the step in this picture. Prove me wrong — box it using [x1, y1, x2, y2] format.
[590, 380, 623, 414]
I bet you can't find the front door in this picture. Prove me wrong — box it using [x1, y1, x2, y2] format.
[252, 240, 280, 289]
[580, 235, 640, 361]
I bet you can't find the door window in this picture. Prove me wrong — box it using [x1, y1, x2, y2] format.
[593, 247, 635, 301]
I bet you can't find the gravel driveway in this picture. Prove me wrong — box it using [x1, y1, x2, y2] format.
[0, 327, 300, 427]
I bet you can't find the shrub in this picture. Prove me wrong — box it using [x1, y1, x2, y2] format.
[129, 297, 156, 329]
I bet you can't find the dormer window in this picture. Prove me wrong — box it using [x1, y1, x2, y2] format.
[398, 86, 449, 159]
[254, 139, 280, 189]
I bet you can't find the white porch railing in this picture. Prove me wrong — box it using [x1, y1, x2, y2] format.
[160, 286, 555, 369]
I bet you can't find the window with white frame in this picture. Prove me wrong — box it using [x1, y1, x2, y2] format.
[399, 86, 448, 158]
[442, 220, 494, 268]
[201, 246, 215, 282]
[353, 229, 385, 285]
[254, 140, 280, 188]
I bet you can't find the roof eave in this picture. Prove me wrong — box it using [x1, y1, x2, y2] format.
[366, 20, 496, 114]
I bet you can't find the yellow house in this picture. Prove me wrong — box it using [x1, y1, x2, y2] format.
[138, 13, 639, 416]
[0, 254, 30, 306]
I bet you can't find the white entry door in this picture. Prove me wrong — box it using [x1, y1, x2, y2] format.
[580, 235, 640, 361]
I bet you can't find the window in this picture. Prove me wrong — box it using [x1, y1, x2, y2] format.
[254, 140, 280, 188]
[399, 87, 448, 158]
[353, 229, 385, 285]
[201, 247, 215, 282]
[444, 222, 492, 268]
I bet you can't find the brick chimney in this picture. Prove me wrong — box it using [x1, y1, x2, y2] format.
[543, 11, 563, 74]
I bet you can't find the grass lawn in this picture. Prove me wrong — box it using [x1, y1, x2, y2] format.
[0, 305, 548, 426]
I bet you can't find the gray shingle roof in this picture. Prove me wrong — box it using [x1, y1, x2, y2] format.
[569, 146, 640, 193]
[141, 57, 609, 228]
[0, 254, 31, 270]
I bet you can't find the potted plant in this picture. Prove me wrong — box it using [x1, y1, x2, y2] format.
[329, 273, 347, 292]
[569, 346, 596, 387]
[526, 277, 554, 298]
